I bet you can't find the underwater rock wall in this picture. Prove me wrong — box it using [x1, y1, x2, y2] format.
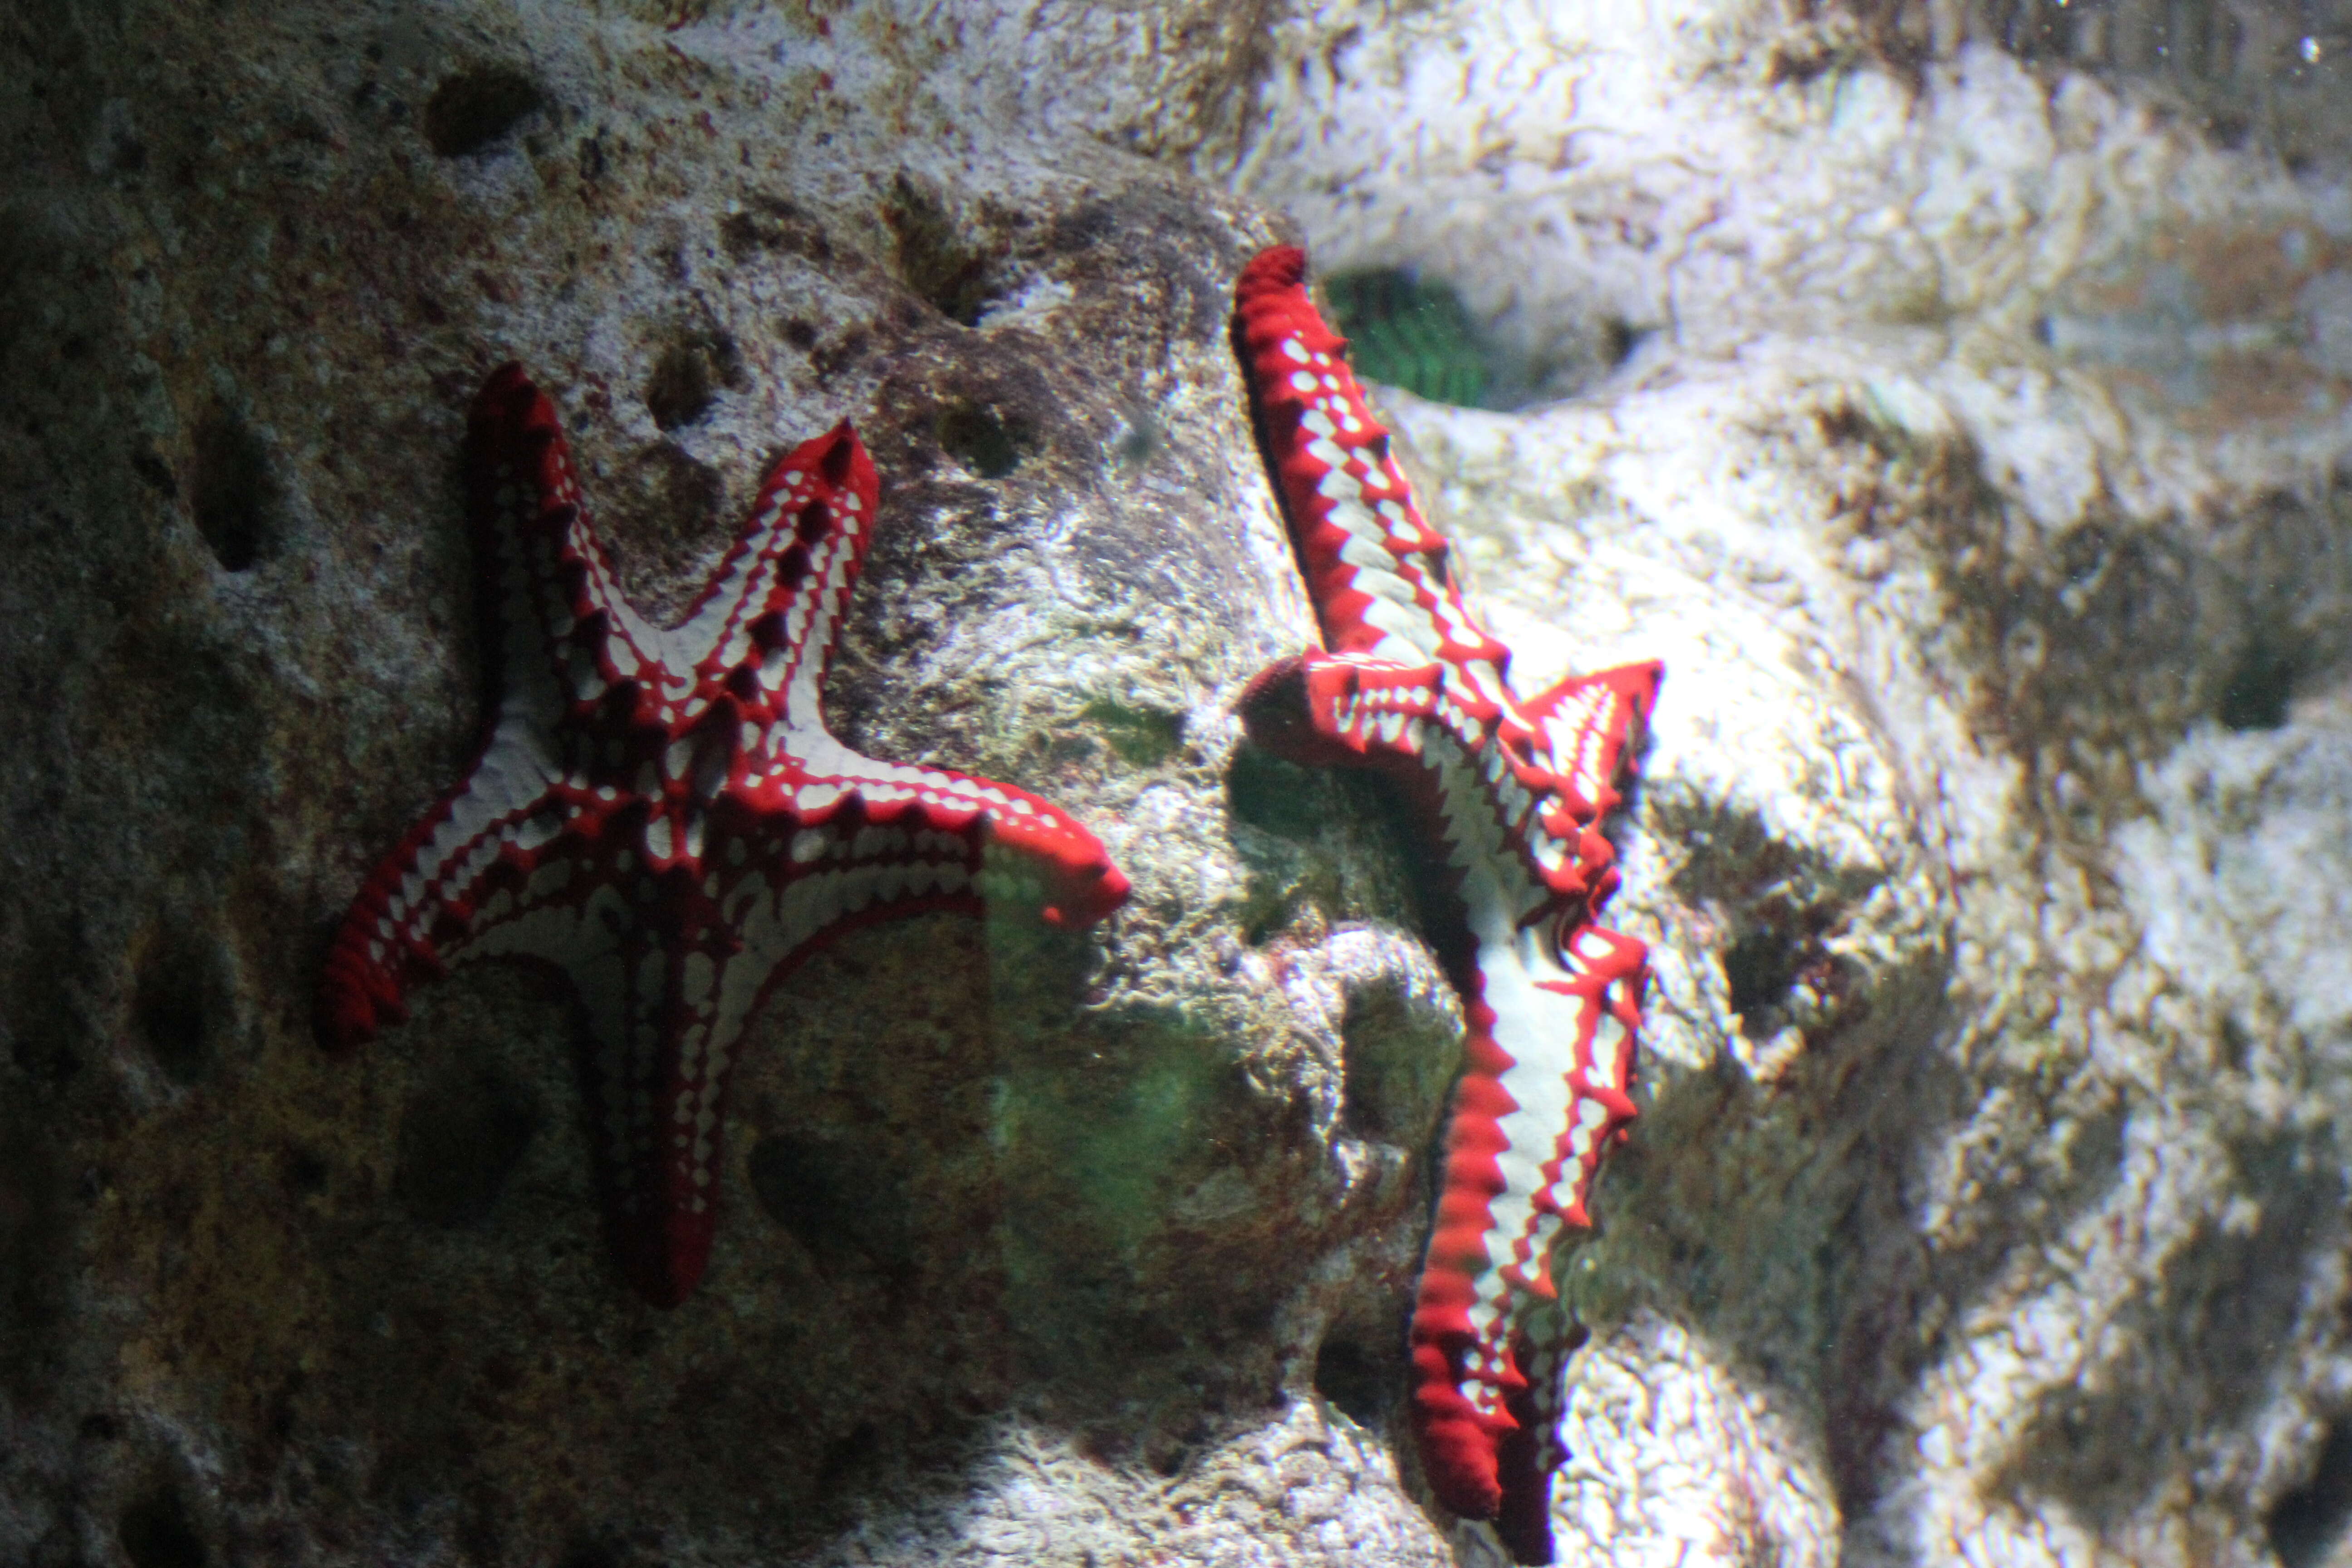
[9, 0, 2352, 1565]
[0, 1, 1455, 1562]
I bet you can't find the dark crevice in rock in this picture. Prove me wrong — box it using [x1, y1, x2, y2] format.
[1722, 924, 1802, 1023]
[0, 1127, 68, 1395]
[1079, 698, 1186, 768]
[131, 931, 216, 1087]
[883, 173, 1003, 326]
[719, 194, 836, 265]
[421, 66, 543, 157]
[394, 1070, 539, 1228]
[746, 1131, 912, 1267]
[131, 443, 176, 497]
[1337, 980, 1454, 1149]
[189, 409, 275, 572]
[283, 1147, 330, 1198]
[2001, 1137, 2344, 1528]
[2272, 1417, 2352, 1568]
[1224, 746, 1324, 841]
[1310, 1335, 1394, 1431]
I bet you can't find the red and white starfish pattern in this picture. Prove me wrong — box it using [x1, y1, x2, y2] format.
[1232, 246, 1660, 1563]
[317, 363, 1129, 1307]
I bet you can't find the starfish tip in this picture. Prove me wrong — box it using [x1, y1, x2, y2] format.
[1238, 244, 1309, 297]
[613, 1220, 713, 1309]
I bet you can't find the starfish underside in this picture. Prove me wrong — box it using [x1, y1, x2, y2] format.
[318, 364, 1129, 1307]
[1232, 245, 1660, 1563]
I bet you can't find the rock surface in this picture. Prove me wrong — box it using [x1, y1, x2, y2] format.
[10, 0, 2352, 1565]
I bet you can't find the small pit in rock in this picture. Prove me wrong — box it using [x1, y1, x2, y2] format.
[131, 929, 223, 1087]
[747, 1131, 911, 1265]
[394, 1070, 540, 1228]
[2271, 1417, 2352, 1568]
[936, 402, 1031, 479]
[119, 1489, 206, 1568]
[1722, 924, 1801, 1033]
[1311, 1334, 1396, 1431]
[1225, 745, 1324, 842]
[2217, 631, 2297, 731]
[643, 332, 743, 432]
[883, 172, 1000, 325]
[421, 66, 543, 157]
[190, 410, 275, 572]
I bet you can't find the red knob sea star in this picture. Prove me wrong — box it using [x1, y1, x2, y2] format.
[317, 363, 1129, 1307]
[1232, 245, 1660, 1562]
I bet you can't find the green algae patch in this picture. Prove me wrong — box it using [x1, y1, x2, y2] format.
[1323, 268, 1493, 409]
[1080, 696, 1187, 768]
[991, 1020, 1226, 1265]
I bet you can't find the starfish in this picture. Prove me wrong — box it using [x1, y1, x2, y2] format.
[316, 363, 1130, 1307]
[1231, 246, 1660, 1563]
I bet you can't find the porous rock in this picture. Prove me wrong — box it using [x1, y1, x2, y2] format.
[0, 1, 1445, 1562]
[16, 0, 2352, 1565]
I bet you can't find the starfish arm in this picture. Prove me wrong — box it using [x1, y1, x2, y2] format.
[466, 366, 691, 716]
[661, 422, 880, 720]
[760, 731, 1131, 930]
[314, 722, 575, 1051]
[1234, 246, 1514, 675]
[1519, 660, 1665, 830]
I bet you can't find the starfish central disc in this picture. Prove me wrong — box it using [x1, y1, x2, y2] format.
[317, 364, 1129, 1307]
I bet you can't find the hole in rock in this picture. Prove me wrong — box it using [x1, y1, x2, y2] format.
[818, 1420, 887, 1499]
[2218, 632, 2296, 731]
[1722, 925, 1800, 1028]
[132, 935, 216, 1087]
[643, 332, 742, 432]
[1312, 1335, 1395, 1431]
[283, 1147, 330, 1197]
[1338, 983, 1440, 1146]
[1322, 268, 1493, 409]
[421, 66, 543, 157]
[394, 1070, 539, 1227]
[2272, 1417, 2352, 1568]
[120, 1490, 206, 1568]
[882, 173, 998, 324]
[190, 411, 274, 571]
[131, 444, 176, 497]
[1079, 697, 1186, 768]
[936, 402, 1029, 479]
